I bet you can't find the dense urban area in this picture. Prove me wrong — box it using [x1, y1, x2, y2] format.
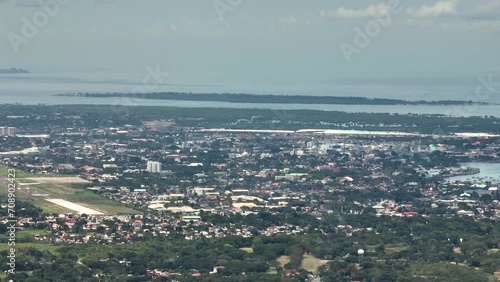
[1, 104, 500, 281]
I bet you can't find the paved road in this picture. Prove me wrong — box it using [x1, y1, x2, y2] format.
[1, 175, 103, 215]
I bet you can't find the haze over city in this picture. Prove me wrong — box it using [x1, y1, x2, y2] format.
[1, 1, 500, 282]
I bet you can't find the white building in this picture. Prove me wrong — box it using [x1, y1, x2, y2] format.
[0, 147, 42, 157]
[146, 161, 162, 173]
[0, 127, 17, 136]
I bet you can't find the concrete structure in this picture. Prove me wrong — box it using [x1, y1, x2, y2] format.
[146, 161, 162, 173]
[192, 187, 215, 196]
[0, 147, 42, 157]
[0, 127, 17, 136]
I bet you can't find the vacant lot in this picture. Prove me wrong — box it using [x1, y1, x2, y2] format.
[385, 243, 410, 254]
[487, 248, 499, 255]
[25, 177, 89, 184]
[277, 255, 291, 267]
[143, 120, 175, 128]
[0, 242, 62, 254]
[0, 165, 61, 178]
[0, 166, 140, 215]
[276, 254, 328, 273]
[240, 247, 253, 253]
[301, 254, 329, 274]
[15, 229, 52, 240]
[18, 183, 139, 214]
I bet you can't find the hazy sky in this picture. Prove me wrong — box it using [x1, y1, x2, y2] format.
[0, 0, 499, 84]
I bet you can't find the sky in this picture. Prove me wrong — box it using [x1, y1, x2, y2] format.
[0, 0, 499, 85]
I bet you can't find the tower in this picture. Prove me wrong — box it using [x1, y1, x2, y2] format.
[146, 161, 161, 173]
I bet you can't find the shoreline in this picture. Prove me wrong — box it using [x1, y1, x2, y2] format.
[444, 168, 481, 179]
[199, 128, 499, 138]
[445, 162, 500, 182]
[56, 92, 493, 106]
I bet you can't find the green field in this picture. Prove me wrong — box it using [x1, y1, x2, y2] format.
[0, 165, 60, 178]
[15, 229, 52, 240]
[0, 165, 140, 215]
[276, 254, 328, 274]
[266, 268, 278, 274]
[15, 179, 41, 184]
[300, 254, 329, 274]
[487, 248, 499, 255]
[384, 243, 410, 254]
[277, 255, 290, 266]
[240, 247, 253, 253]
[16, 183, 139, 214]
[0, 242, 62, 254]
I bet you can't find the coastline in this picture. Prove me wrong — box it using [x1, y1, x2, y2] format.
[56, 92, 493, 106]
[444, 167, 481, 179]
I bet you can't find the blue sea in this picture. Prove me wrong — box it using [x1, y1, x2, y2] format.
[447, 163, 500, 183]
[1, 71, 500, 117]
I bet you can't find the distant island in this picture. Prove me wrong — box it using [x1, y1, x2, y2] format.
[57, 92, 490, 106]
[0, 68, 29, 74]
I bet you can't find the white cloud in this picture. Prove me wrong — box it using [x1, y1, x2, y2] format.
[169, 24, 178, 32]
[406, 0, 457, 18]
[476, 0, 500, 13]
[321, 3, 391, 19]
[278, 16, 297, 24]
[403, 0, 500, 30]
[441, 20, 500, 31]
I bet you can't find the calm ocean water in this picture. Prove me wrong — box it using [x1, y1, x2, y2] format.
[447, 163, 500, 183]
[1, 72, 499, 117]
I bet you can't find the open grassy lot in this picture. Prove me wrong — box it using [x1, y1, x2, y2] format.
[1, 181, 76, 214]
[276, 254, 329, 273]
[0, 242, 62, 254]
[0, 165, 61, 178]
[487, 248, 499, 255]
[0, 165, 140, 215]
[266, 268, 278, 274]
[384, 243, 410, 254]
[15, 229, 52, 240]
[240, 247, 253, 253]
[0, 186, 7, 197]
[19, 183, 139, 215]
[409, 262, 493, 281]
[367, 243, 409, 254]
[25, 177, 89, 184]
[277, 255, 290, 267]
[300, 253, 329, 274]
[14, 179, 40, 184]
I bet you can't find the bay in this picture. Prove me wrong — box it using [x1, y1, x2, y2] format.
[1, 72, 499, 117]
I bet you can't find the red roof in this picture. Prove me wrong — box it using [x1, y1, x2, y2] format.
[81, 165, 96, 170]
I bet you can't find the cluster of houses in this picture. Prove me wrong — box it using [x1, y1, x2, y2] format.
[2, 124, 500, 246]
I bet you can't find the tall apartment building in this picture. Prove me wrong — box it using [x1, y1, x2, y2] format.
[0, 127, 17, 136]
[146, 161, 162, 173]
